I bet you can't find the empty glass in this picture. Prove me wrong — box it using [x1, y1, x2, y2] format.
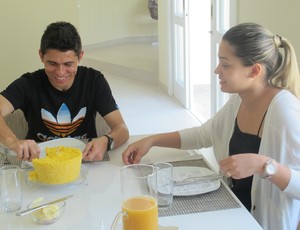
[153, 162, 173, 210]
[0, 165, 23, 213]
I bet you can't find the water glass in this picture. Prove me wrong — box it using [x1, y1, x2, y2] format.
[0, 165, 23, 213]
[153, 162, 173, 210]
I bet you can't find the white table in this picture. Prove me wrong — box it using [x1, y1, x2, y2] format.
[0, 135, 263, 230]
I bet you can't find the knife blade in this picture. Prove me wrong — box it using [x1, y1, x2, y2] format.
[15, 194, 73, 216]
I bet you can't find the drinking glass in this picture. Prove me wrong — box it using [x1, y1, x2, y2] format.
[0, 165, 23, 213]
[153, 162, 173, 210]
[111, 164, 158, 230]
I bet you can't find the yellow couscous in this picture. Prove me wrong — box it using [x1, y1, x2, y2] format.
[29, 146, 82, 184]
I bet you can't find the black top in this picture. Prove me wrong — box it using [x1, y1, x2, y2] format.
[228, 114, 266, 211]
[1, 67, 118, 142]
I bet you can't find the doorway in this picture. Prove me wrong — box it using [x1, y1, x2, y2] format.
[189, 0, 211, 122]
[171, 0, 235, 123]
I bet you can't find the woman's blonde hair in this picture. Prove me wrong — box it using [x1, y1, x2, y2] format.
[223, 23, 300, 99]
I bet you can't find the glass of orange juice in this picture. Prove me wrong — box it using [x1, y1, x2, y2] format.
[111, 164, 158, 230]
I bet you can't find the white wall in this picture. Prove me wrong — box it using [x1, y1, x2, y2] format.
[157, 0, 171, 91]
[0, 1, 79, 90]
[2, 1, 299, 93]
[0, 0, 158, 90]
[237, 0, 300, 67]
[78, 0, 158, 45]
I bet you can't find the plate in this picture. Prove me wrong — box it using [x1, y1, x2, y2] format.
[26, 164, 88, 187]
[173, 167, 221, 196]
[26, 138, 86, 167]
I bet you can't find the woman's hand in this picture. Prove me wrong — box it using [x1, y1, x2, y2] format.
[122, 138, 153, 164]
[219, 153, 267, 179]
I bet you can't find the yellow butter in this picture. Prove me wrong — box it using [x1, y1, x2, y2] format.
[32, 204, 60, 222]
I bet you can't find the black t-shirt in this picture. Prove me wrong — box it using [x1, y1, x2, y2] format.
[1, 66, 118, 142]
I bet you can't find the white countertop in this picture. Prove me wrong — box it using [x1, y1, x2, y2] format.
[0, 135, 263, 230]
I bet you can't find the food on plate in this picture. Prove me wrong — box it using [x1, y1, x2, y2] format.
[28, 146, 82, 184]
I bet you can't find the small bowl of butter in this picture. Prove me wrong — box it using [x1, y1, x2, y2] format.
[27, 197, 66, 225]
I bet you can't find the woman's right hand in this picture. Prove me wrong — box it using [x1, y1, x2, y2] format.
[122, 138, 152, 164]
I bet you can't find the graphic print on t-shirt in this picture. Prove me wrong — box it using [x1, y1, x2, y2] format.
[41, 103, 86, 137]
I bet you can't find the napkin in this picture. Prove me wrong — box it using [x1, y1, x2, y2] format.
[159, 225, 179, 230]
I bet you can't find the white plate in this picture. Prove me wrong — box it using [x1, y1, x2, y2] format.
[26, 164, 88, 187]
[26, 138, 86, 167]
[173, 166, 221, 196]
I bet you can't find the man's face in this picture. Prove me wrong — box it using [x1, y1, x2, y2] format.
[39, 49, 83, 91]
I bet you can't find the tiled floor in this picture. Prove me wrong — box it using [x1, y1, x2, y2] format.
[84, 42, 217, 169]
[104, 72, 200, 136]
[83, 41, 203, 135]
[103, 73, 217, 170]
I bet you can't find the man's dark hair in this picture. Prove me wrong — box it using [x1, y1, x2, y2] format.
[40, 21, 82, 58]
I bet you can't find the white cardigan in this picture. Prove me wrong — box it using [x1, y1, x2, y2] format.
[179, 90, 300, 230]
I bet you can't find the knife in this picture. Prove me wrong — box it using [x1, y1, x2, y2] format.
[15, 194, 74, 216]
[173, 174, 223, 186]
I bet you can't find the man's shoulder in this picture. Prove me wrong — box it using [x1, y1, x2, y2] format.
[78, 66, 102, 75]
[20, 69, 46, 80]
[77, 66, 106, 82]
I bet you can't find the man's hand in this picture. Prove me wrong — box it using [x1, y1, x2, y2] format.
[82, 137, 108, 162]
[7, 139, 40, 161]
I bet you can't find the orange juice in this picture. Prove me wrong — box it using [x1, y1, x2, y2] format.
[122, 196, 158, 230]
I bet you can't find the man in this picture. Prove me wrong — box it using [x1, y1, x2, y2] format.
[0, 21, 129, 162]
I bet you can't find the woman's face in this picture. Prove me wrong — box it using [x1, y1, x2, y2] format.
[214, 40, 254, 94]
[39, 49, 83, 91]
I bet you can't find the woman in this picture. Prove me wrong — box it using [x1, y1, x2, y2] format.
[122, 23, 300, 230]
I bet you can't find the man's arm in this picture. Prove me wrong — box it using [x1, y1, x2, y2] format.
[102, 110, 129, 149]
[82, 110, 129, 161]
[0, 95, 18, 145]
[0, 95, 40, 160]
